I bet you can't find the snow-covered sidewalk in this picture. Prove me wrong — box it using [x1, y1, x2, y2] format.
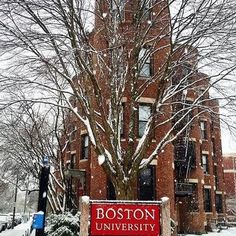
[0, 221, 32, 236]
[1, 222, 236, 236]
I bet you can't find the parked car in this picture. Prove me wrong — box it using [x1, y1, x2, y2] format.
[0, 222, 5, 232]
[15, 213, 22, 224]
[0, 214, 9, 231]
[8, 213, 22, 226]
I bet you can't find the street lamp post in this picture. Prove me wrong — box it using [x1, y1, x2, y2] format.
[36, 156, 50, 236]
[11, 174, 19, 229]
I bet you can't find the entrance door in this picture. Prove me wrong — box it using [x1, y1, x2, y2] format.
[107, 180, 116, 200]
[138, 166, 155, 200]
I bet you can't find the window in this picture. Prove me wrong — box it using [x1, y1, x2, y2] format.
[215, 194, 223, 213]
[214, 166, 219, 189]
[204, 188, 212, 212]
[187, 141, 196, 168]
[138, 104, 151, 137]
[70, 128, 77, 142]
[139, 0, 152, 19]
[200, 121, 207, 140]
[138, 48, 152, 77]
[120, 104, 124, 137]
[190, 183, 199, 212]
[111, 0, 125, 20]
[70, 154, 76, 169]
[212, 138, 216, 161]
[182, 63, 192, 77]
[81, 134, 89, 160]
[201, 154, 209, 174]
[138, 166, 155, 200]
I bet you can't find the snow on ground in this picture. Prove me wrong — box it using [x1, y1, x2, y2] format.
[0, 221, 31, 236]
[183, 227, 236, 236]
[1, 220, 236, 236]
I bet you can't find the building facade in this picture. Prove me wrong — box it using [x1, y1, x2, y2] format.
[60, 0, 226, 234]
[223, 153, 236, 219]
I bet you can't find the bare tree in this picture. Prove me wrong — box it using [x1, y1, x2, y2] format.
[0, 0, 235, 199]
[0, 102, 69, 213]
[0, 180, 14, 213]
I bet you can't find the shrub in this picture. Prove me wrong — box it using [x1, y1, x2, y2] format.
[46, 212, 80, 236]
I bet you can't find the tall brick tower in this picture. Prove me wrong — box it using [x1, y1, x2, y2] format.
[61, 0, 226, 234]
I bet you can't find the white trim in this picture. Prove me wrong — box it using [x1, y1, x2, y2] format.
[80, 129, 87, 135]
[122, 97, 127, 102]
[216, 191, 223, 194]
[186, 97, 194, 102]
[71, 150, 76, 154]
[204, 185, 212, 189]
[188, 179, 199, 183]
[189, 137, 197, 142]
[151, 159, 157, 165]
[141, 158, 157, 165]
[137, 97, 155, 104]
[79, 159, 88, 163]
[223, 153, 236, 158]
[202, 150, 209, 155]
[224, 169, 236, 173]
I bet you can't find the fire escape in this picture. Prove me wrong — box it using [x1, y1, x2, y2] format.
[173, 86, 196, 197]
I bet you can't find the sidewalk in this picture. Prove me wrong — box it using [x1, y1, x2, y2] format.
[0, 221, 32, 236]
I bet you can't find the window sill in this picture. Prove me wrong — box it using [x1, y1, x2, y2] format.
[138, 76, 151, 79]
[80, 159, 88, 162]
[201, 139, 208, 142]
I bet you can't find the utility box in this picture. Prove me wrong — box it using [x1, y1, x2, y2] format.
[31, 211, 44, 229]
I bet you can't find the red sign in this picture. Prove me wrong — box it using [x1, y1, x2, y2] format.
[90, 201, 161, 236]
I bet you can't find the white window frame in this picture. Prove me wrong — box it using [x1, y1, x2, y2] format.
[201, 154, 209, 174]
[138, 47, 152, 77]
[200, 120, 207, 140]
[138, 104, 151, 137]
[81, 134, 89, 160]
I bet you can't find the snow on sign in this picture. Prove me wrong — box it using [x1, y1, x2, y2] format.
[90, 201, 161, 236]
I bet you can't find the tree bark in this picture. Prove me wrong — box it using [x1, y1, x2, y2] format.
[113, 175, 138, 200]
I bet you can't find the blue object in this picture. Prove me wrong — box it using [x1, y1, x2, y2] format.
[32, 211, 44, 229]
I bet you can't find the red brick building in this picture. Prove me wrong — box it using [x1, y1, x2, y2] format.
[223, 153, 236, 216]
[224, 154, 236, 197]
[60, 0, 226, 234]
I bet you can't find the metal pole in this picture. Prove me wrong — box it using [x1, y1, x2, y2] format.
[23, 175, 29, 214]
[12, 174, 19, 229]
[36, 157, 50, 236]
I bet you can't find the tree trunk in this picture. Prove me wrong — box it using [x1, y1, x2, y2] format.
[113, 175, 138, 200]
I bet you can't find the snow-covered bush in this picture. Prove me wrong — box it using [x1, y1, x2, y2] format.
[46, 212, 80, 236]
